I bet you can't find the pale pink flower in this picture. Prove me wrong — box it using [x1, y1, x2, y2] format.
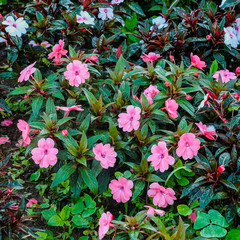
[64, 60, 90, 87]
[0, 137, 10, 144]
[1, 120, 13, 126]
[48, 39, 68, 63]
[98, 8, 114, 20]
[196, 122, 217, 140]
[236, 18, 240, 41]
[189, 53, 206, 70]
[152, 16, 168, 29]
[17, 120, 31, 146]
[56, 105, 84, 117]
[109, 177, 133, 203]
[98, 211, 113, 240]
[145, 205, 165, 216]
[31, 138, 58, 168]
[112, 0, 124, 4]
[18, 62, 36, 83]
[213, 69, 237, 83]
[224, 27, 238, 48]
[29, 40, 37, 46]
[147, 141, 175, 172]
[93, 143, 117, 169]
[176, 133, 201, 160]
[118, 106, 141, 132]
[40, 41, 51, 48]
[141, 52, 161, 64]
[26, 198, 38, 208]
[77, 11, 94, 25]
[140, 85, 160, 105]
[165, 98, 178, 119]
[147, 183, 176, 208]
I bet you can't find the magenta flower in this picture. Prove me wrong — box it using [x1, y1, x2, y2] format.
[213, 70, 237, 83]
[93, 143, 117, 169]
[48, 39, 68, 63]
[176, 133, 201, 160]
[147, 141, 175, 172]
[188, 210, 197, 223]
[109, 177, 133, 203]
[147, 183, 176, 208]
[145, 205, 165, 216]
[56, 105, 84, 117]
[64, 60, 90, 87]
[0, 137, 10, 144]
[141, 52, 161, 64]
[140, 85, 160, 105]
[18, 62, 36, 83]
[189, 53, 206, 70]
[1, 120, 13, 126]
[118, 106, 141, 132]
[17, 120, 31, 146]
[98, 211, 113, 240]
[26, 198, 38, 208]
[196, 122, 217, 140]
[31, 138, 58, 168]
[165, 98, 178, 119]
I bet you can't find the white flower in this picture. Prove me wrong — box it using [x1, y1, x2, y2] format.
[29, 40, 37, 46]
[236, 18, 240, 42]
[0, 32, 7, 43]
[224, 27, 239, 48]
[40, 41, 51, 48]
[111, 0, 124, 4]
[198, 94, 209, 110]
[98, 8, 114, 21]
[152, 16, 168, 30]
[2, 16, 28, 37]
[77, 11, 94, 25]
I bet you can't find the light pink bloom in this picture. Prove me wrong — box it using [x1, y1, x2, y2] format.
[1, 120, 13, 126]
[64, 60, 90, 87]
[17, 120, 31, 146]
[56, 105, 84, 117]
[147, 183, 176, 208]
[26, 198, 38, 208]
[98, 211, 113, 240]
[31, 138, 58, 168]
[189, 53, 206, 70]
[0, 137, 10, 144]
[111, 0, 124, 4]
[118, 106, 141, 132]
[176, 133, 201, 160]
[141, 52, 161, 64]
[98, 8, 114, 20]
[109, 177, 133, 203]
[77, 11, 94, 25]
[18, 62, 36, 83]
[93, 143, 117, 169]
[213, 69, 237, 83]
[145, 205, 165, 216]
[140, 85, 160, 105]
[224, 27, 238, 48]
[40, 41, 51, 48]
[48, 39, 68, 63]
[147, 141, 175, 172]
[165, 98, 178, 119]
[196, 122, 217, 140]
[29, 40, 37, 46]
[152, 16, 168, 29]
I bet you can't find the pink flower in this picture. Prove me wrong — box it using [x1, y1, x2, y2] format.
[147, 141, 175, 172]
[18, 62, 36, 83]
[17, 120, 31, 146]
[233, 93, 240, 99]
[217, 165, 225, 173]
[62, 129, 68, 136]
[118, 106, 141, 132]
[31, 138, 58, 168]
[140, 85, 160, 105]
[189, 53, 206, 70]
[56, 105, 84, 117]
[165, 98, 178, 119]
[145, 205, 165, 216]
[188, 210, 197, 223]
[93, 143, 117, 169]
[64, 60, 90, 87]
[1, 120, 13, 126]
[176, 133, 201, 160]
[0, 107, 4, 111]
[48, 39, 68, 63]
[109, 177, 133, 203]
[40, 41, 51, 48]
[196, 122, 217, 140]
[0, 137, 10, 144]
[26, 198, 38, 208]
[236, 66, 240, 77]
[98, 211, 113, 240]
[141, 52, 161, 64]
[213, 70, 237, 83]
[147, 183, 176, 208]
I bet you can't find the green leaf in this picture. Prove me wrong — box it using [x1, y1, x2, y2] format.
[200, 225, 227, 238]
[177, 204, 192, 216]
[9, 86, 31, 95]
[220, 0, 240, 9]
[128, 2, 145, 16]
[209, 60, 218, 75]
[109, 118, 118, 142]
[171, 217, 186, 240]
[79, 114, 91, 131]
[208, 209, 229, 227]
[79, 132, 88, 154]
[71, 200, 85, 214]
[71, 172, 82, 200]
[194, 212, 210, 230]
[129, 230, 139, 240]
[72, 215, 89, 227]
[176, 99, 195, 116]
[42, 208, 57, 221]
[0, 71, 18, 80]
[32, 96, 43, 117]
[125, 13, 137, 31]
[51, 162, 76, 188]
[148, 215, 169, 238]
[220, 179, 238, 191]
[132, 180, 145, 200]
[199, 186, 214, 210]
[48, 215, 64, 227]
[59, 205, 70, 221]
[80, 167, 98, 194]
[226, 229, 240, 240]
[0, 98, 11, 113]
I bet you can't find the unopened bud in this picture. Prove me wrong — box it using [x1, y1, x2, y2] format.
[164, 81, 170, 87]
[207, 35, 212, 40]
[233, 93, 240, 99]
[217, 165, 225, 173]
[186, 94, 193, 100]
[62, 129, 68, 136]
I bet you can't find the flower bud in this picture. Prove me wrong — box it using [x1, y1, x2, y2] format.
[217, 165, 225, 173]
[206, 35, 212, 40]
[62, 129, 68, 136]
[194, 73, 200, 78]
[233, 93, 240, 99]
[170, 53, 174, 62]
[164, 81, 170, 87]
[186, 94, 193, 100]
[236, 66, 240, 77]
[91, 55, 98, 62]
[223, 118, 227, 123]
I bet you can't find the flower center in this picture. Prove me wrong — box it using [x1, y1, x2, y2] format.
[44, 149, 48, 155]
[75, 71, 79, 76]
[13, 23, 17, 28]
[160, 153, 164, 159]
[129, 116, 133, 121]
[101, 153, 106, 158]
[185, 142, 189, 147]
[104, 9, 108, 13]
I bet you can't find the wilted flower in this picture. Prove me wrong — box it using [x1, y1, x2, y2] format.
[17, 120, 31, 146]
[224, 27, 238, 48]
[213, 69, 237, 83]
[165, 98, 178, 119]
[48, 39, 68, 63]
[98, 8, 114, 20]
[18, 62, 36, 83]
[176, 133, 201, 160]
[77, 11, 94, 25]
[98, 212, 113, 240]
[189, 53, 206, 70]
[26, 198, 38, 208]
[1, 120, 13, 126]
[235, 66, 240, 77]
[56, 105, 84, 117]
[0, 137, 10, 144]
[140, 85, 159, 105]
[31, 138, 58, 168]
[141, 52, 161, 65]
[145, 205, 165, 216]
[152, 16, 168, 29]
[196, 122, 217, 140]
[109, 177, 133, 203]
